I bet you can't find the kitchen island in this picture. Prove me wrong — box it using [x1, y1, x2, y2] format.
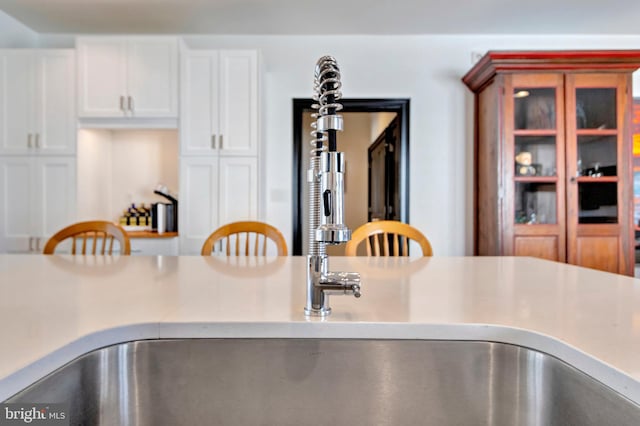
[1, 254, 639, 404]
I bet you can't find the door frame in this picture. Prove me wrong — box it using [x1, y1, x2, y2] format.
[292, 98, 410, 255]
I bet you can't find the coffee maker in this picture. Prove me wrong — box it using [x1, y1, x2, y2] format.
[151, 185, 178, 233]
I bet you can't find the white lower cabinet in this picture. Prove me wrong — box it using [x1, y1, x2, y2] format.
[130, 237, 179, 256]
[0, 156, 76, 253]
[179, 156, 257, 254]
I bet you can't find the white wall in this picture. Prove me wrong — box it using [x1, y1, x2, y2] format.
[178, 34, 640, 256]
[0, 11, 37, 47]
[370, 112, 397, 141]
[32, 33, 640, 254]
[77, 129, 112, 221]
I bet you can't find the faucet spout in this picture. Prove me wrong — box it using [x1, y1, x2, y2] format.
[304, 56, 361, 317]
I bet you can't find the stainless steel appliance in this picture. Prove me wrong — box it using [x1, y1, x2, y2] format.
[152, 185, 178, 233]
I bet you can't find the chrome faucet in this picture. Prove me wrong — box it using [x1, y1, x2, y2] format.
[305, 56, 361, 317]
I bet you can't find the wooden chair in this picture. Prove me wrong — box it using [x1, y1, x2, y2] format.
[43, 221, 131, 255]
[201, 221, 288, 256]
[344, 220, 433, 257]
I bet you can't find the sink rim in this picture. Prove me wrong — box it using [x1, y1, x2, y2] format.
[3, 324, 640, 408]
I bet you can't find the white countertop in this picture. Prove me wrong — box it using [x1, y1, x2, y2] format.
[1, 255, 640, 403]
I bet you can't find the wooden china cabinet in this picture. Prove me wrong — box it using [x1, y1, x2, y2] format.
[463, 51, 640, 276]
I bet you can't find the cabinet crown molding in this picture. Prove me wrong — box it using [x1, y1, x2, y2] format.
[463, 50, 640, 92]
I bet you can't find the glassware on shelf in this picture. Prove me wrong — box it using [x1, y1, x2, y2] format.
[577, 158, 583, 176]
[515, 182, 557, 225]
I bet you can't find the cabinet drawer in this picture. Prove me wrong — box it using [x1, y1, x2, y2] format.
[130, 237, 179, 256]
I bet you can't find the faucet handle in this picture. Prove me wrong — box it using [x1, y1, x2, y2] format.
[351, 283, 361, 298]
[325, 271, 361, 297]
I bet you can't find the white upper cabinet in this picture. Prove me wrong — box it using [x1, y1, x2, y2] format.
[77, 38, 127, 118]
[0, 50, 75, 155]
[218, 51, 258, 156]
[181, 51, 219, 155]
[181, 49, 258, 156]
[0, 51, 33, 155]
[77, 37, 178, 118]
[36, 50, 77, 155]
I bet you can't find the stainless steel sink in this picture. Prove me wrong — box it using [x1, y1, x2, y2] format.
[6, 339, 640, 425]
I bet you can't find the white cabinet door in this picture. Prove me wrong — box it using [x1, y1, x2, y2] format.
[127, 38, 178, 118]
[77, 38, 127, 117]
[180, 51, 219, 156]
[78, 37, 178, 119]
[219, 50, 258, 156]
[0, 51, 34, 155]
[179, 157, 219, 255]
[180, 49, 258, 157]
[35, 50, 76, 155]
[0, 157, 34, 252]
[0, 156, 76, 253]
[33, 157, 76, 245]
[218, 156, 257, 225]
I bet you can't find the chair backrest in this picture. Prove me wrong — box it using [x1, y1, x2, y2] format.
[201, 221, 288, 256]
[344, 220, 433, 257]
[43, 221, 131, 255]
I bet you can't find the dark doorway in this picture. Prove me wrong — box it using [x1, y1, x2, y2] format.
[368, 115, 400, 222]
[292, 98, 410, 255]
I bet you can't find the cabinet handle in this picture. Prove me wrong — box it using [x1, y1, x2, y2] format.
[570, 177, 577, 183]
[35, 133, 40, 149]
[211, 134, 216, 149]
[128, 96, 133, 112]
[27, 134, 32, 148]
[219, 135, 223, 150]
[29, 237, 33, 251]
[36, 238, 40, 252]
[120, 96, 125, 111]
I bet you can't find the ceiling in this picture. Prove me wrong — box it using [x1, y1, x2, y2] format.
[1, 0, 640, 35]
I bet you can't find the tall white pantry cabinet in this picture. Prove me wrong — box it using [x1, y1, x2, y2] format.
[0, 50, 77, 253]
[179, 49, 259, 254]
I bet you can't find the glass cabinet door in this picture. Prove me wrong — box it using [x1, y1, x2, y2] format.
[565, 73, 629, 274]
[574, 87, 618, 224]
[512, 87, 560, 225]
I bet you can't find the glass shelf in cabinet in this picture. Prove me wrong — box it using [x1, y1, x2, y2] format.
[514, 176, 558, 183]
